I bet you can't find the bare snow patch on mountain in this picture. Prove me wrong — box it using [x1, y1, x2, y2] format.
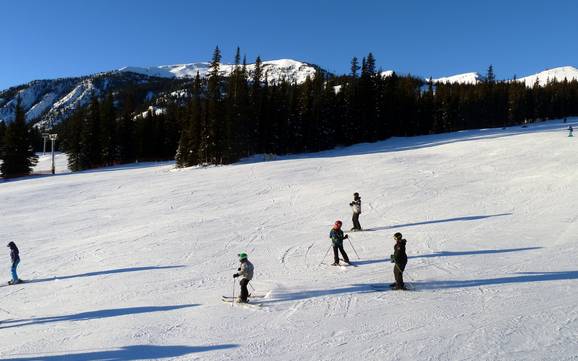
[52, 80, 99, 113]
[25, 92, 59, 120]
[381, 70, 394, 78]
[133, 105, 167, 119]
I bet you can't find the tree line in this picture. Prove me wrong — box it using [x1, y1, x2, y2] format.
[2, 47, 578, 178]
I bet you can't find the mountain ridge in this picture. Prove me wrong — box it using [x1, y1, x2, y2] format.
[0, 59, 321, 126]
[2, 61, 577, 126]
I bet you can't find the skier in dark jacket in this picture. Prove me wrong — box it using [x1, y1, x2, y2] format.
[330, 220, 350, 266]
[7, 242, 21, 285]
[390, 233, 408, 290]
[233, 253, 254, 303]
[349, 192, 362, 231]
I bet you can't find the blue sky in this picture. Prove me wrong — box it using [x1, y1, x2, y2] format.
[2, 0, 577, 90]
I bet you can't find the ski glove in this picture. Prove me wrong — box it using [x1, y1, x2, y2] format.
[390, 254, 395, 263]
[344, 234, 349, 239]
[233, 273, 239, 278]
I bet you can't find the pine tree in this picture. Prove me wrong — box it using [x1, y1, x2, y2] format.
[0, 100, 38, 178]
[204, 46, 223, 163]
[0, 121, 6, 153]
[62, 108, 85, 171]
[359, 52, 378, 140]
[350, 57, 360, 78]
[222, 47, 248, 163]
[100, 92, 117, 166]
[365, 52, 376, 76]
[485, 65, 496, 84]
[117, 92, 136, 164]
[251, 56, 264, 154]
[78, 97, 102, 169]
[176, 72, 202, 167]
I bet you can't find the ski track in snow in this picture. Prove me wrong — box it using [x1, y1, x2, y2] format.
[1, 119, 578, 360]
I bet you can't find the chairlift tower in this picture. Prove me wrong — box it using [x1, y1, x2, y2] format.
[49, 133, 58, 174]
[42, 133, 49, 156]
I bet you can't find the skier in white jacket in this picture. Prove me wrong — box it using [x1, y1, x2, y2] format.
[233, 253, 254, 303]
[349, 192, 362, 231]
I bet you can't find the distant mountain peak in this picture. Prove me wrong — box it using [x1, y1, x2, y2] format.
[516, 66, 578, 86]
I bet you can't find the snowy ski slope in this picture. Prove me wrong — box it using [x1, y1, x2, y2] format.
[1, 119, 577, 360]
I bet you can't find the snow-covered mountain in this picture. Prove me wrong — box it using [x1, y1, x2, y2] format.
[120, 59, 319, 85]
[0, 72, 175, 127]
[0, 59, 322, 126]
[430, 72, 482, 85]
[429, 66, 578, 86]
[516, 66, 578, 87]
[2, 118, 577, 360]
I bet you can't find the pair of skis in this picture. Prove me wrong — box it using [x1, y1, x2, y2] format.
[369, 283, 413, 291]
[221, 294, 265, 308]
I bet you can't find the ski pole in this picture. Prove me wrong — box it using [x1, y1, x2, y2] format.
[232, 278, 236, 307]
[249, 282, 256, 291]
[401, 266, 415, 282]
[395, 263, 414, 286]
[319, 245, 332, 266]
[347, 236, 361, 259]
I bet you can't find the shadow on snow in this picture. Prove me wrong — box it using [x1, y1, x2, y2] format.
[262, 268, 576, 304]
[410, 246, 542, 259]
[29, 265, 185, 284]
[263, 284, 379, 304]
[0, 304, 198, 330]
[371, 213, 512, 231]
[349, 246, 540, 266]
[349, 258, 391, 266]
[414, 271, 578, 290]
[1, 344, 238, 361]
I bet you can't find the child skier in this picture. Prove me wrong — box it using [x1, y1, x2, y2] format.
[233, 253, 254, 303]
[349, 192, 362, 231]
[569, 125, 573, 137]
[330, 220, 350, 266]
[390, 233, 408, 290]
[7, 242, 21, 285]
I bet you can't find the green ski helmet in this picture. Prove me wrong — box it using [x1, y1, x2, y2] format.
[238, 252, 248, 261]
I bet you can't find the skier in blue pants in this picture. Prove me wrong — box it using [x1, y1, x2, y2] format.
[7, 242, 21, 285]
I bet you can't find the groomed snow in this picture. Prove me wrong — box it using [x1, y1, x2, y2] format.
[1, 119, 578, 360]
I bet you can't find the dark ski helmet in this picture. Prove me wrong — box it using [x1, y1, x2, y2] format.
[7, 241, 15, 248]
[334, 220, 343, 227]
[238, 252, 248, 261]
[393, 232, 403, 240]
[353, 192, 359, 197]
